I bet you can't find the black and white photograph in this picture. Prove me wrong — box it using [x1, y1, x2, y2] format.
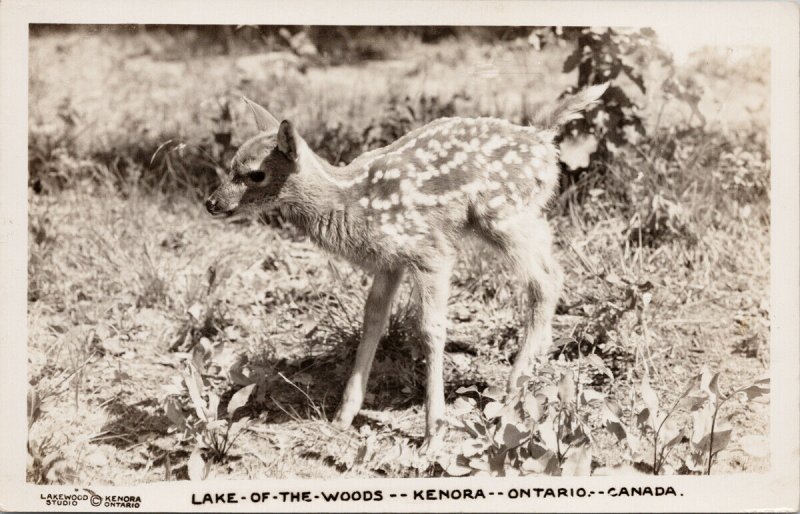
[1, 0, 798, 512]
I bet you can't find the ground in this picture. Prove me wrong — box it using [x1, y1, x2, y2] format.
[26, 26, 770, 483]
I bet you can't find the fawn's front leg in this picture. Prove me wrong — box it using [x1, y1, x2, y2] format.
[412, 258, 453, 447]
[333, 269, 403, 429]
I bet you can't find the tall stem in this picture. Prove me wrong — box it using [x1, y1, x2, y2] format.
[652, 431, 659, 474]
[706, 394, 732, 475]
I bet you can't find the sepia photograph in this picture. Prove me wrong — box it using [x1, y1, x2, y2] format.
[1, 0, 798, 511]
[25, 21, 773, 482]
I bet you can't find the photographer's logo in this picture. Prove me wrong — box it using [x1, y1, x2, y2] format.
[39, 489, 141, 509]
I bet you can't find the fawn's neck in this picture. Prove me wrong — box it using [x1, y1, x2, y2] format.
[278, 151, 371, 260]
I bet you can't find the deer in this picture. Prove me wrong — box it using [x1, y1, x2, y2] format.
[205, 84, 608, 449]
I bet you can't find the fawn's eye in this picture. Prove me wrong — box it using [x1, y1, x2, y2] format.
[247, 170, 266, 183]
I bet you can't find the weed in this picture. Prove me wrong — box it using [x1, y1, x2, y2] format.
[446, 354, 613, 476]
[446, 359, 769, 476]
[683, 369, 770, 474]
[163, 360, 258, 479]
[27, 435, 75, 484]
[170, 265, 231, 352]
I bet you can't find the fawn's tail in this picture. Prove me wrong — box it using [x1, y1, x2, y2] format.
[530, 83, 609, 129]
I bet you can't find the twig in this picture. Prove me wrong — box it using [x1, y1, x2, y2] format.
[270, 395, 303, 423]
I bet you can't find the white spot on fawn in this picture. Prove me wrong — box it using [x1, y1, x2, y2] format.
[482, 134, 509, 155]
[460, 181, 482, 195]
[380, 223, 399, 236]
[502, 150, 521, 165]
[522, 166, 534, 179]
[428, 139, 442, 151]
[414, 148, 435, 163]
[372, 198, 392, 210]
[488, 195, 506, 209]
[385, 168, 401, 180]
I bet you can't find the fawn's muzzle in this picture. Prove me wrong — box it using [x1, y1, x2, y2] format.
[205, 197, 231, 216]
[205, 197, 218, 213]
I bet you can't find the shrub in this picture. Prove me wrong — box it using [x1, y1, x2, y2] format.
[548, 28, 673, 175]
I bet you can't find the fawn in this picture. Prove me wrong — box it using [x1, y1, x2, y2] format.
[206, 84, 607, 446]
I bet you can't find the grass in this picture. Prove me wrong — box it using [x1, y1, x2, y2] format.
[27, 26, 770, 483]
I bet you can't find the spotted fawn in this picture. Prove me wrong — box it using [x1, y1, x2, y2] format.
[206, 84, 608, 446]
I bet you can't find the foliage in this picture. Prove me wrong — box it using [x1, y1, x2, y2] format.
[683, 369, 770, 474]
[306, 92, 467, 167]
[445, 355, 769, 476]
[445, 354, 612, 477]
[540, 28, 669, 175]
[27, 435, 75, 485]
[28, 98, 103, 194]
[715, 143, 770, 203]
[162, 356, 258, 479]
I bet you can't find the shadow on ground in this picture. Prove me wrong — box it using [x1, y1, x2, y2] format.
[243, 330, 493, 428]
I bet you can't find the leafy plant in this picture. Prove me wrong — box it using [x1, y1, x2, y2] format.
[683, 369, 770, 474]
[445, 356, 770, 477]
[446, 355, 614, 477]
[554, 27, 672, 171]
[625, 192, 696, 248]
[162, 361, 258, 479]
[629, 374, 688, 474]
[714, 145, 770, 203]
[622, 369, 770, 475]
[27, 435, 74, 484]
[170, 265, 230, 352]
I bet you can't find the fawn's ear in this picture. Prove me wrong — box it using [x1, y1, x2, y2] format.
[242, 96, 280, 132]
[277, 120, 299, 161]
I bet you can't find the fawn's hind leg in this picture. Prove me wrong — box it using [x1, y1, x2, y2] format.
[410, 255, 454, 445]
[333, 269, 403, 429]
[503, 216, 563, 390]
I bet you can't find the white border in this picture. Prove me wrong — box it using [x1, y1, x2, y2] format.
[1, 1, 797, 512]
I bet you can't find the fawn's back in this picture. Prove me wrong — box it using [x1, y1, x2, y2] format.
[345, 117, 559, 238]
[294, 117, 562, 272]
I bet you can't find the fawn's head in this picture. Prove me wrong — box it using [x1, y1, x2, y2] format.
[206, 98, 313, 217]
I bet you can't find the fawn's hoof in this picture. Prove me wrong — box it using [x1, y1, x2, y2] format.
[419, 433, 445, 456]
[331, 412, 354, 431]
[419, 420, 447, 456]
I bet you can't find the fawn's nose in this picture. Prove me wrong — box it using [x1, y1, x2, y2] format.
[205, 198, 219, 214]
